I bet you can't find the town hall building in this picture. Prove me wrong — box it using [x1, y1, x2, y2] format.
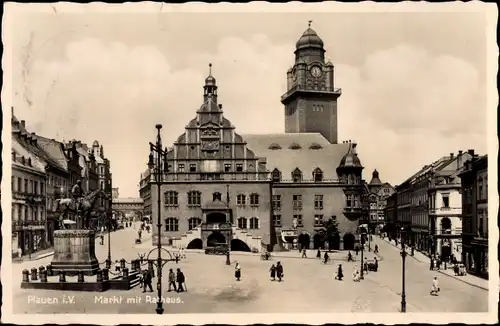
[143, 24, 366, 252]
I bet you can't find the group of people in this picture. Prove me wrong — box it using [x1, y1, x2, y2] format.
[269, 262, 284, 281]
[139, 267, 187, 293]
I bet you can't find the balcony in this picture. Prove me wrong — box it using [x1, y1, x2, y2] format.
[281, 85, 342, 102]
[201, 222, 232, 231]
[343, 207, 363, 217]
[12, 220, 46, 231]
[435, 227, 462, 236]
[428, 207, 461, 216]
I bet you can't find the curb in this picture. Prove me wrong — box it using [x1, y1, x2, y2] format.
[377, 236, 488, 291]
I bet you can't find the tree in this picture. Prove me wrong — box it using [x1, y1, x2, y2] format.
[322, 218, 340, 251]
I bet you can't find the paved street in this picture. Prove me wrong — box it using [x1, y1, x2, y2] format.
[11, 223, 488, 314]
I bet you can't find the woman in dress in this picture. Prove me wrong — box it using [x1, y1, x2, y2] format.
[269, 264, 276, 281]
[235, 262, 242, 281]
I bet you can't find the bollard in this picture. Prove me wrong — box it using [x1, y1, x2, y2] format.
[96, 269, 103, 283]
[22, 269, 30, 282]
[40, 270, 48, 283]
[148, 260, 155, 278]
[120, 258, 126, 270]
[102, 268, 109, 281]
[131, 259, 138, 271]
[31, 268, 38, 281]
[122, 267, 129, 280]
[39, 266, 45, 274]
[105, 259, 111, 270]
[46, 265, 53, 277]
[77, 270, 85, 283]
[59, 271, 66, 283]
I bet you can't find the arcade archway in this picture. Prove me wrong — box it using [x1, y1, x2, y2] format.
[313, 233, 324, 249]
[207, 231, 226, 247]
[187, 238, 203, 249]
[327, 233, 340, 250]
[231, 239, 251, 252]
[298, 233, 310, 250]
[343, 233, 355, 250]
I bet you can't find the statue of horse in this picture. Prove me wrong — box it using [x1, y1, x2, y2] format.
[53, 189, 105, 230]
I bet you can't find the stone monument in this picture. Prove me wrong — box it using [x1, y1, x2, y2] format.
[50, 182, 103, 276]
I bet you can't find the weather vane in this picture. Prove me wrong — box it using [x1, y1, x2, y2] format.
[308, 20, 313, 28]
[209, 63, 212, 75]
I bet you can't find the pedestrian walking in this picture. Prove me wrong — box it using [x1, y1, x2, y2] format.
[142, 269, 153, 293]
[430, 257, 435, 270]
[168, 268, 177, 292]
[430, 276, 440, 296]
[276, 261, 284, 282]
[352, 266, 360, 282]
[323, 251, 329, 264]
[335, 264, 344, 281]
[316, 249, 321, 259]
[176, 268, 185, 292]
[302, 249, 307, 258]
[269, 264, 276, 281]
[347, 251, 353, 262]
[235, 262, 242, 281]
[354, 246, 359, 256]
[373, 257, 378, 272]
[374, 244, 379, 254]
[17, 247, 22, 259]
[114, 260, 121, 272]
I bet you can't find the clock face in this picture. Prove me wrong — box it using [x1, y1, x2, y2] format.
[310, 66, 322, 78]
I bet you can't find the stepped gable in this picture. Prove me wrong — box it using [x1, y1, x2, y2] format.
[241, 133, 351, 181]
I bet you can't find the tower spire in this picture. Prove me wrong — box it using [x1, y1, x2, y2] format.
[308, 20, 312, 28]
[208, 63, 212, 75]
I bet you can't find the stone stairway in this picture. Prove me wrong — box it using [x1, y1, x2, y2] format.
[172, 225, 265, 252]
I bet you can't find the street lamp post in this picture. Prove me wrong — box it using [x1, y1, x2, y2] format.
[400, 227, 407, 313]
[360, 231, 366, 280]
[148, 124, 169, 315]
[106, 211, 112, 269]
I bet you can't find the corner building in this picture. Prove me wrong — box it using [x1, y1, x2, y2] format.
[150, 25, 365, 252]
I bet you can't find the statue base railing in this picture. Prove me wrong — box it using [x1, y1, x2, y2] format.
[50, 229, 99, 276]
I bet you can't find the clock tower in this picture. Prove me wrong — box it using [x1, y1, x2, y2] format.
[281, 22, 342, 144]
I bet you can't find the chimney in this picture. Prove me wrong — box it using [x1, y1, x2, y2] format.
[21, 120, 26, 128]
[467, 149, 475, 156]
[11, 106, 14, 116]
[218, 104, 222, 110]
[450, 153, 454, 159]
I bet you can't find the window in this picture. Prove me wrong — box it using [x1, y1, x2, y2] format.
[30, 180, 34, 194]
[177, 164, 185, 172]
[236, 164, 243, 172]
[314, 195, 324, 210]
[164, 191, 179, 206]
[24, 179, 28, 193]
[314, 214, 324, 227]
[189, 164, 197, 172]
[237, 194, 246, 206]
[164, 217, 179, 231]
[272, 195, 281, 211]
[100, 181, 104, 190]
[18, 178, 22, 192]
[250, 193, 259, 206]
[331, 215, 337, 222]
[237, 217, 247, 229]
[346, 195, 352, 207]
[272, 168, 282, 182]
[441, 194, 450, 208]
[293, 214, 303, 227]
[12, 176, 15, 191]
[249, 217, 259, 229]
[188, 217, 202, 230]
[293, 194, 303, 210]
[272, 214, 282, 227]
[292, 168, 302, 182]
[40, 182, 44, 195]
[313, 168, 323, 182]
[34, 181, 38, 195]
[224, 164, 231, 172]
[187, 191, 201, 207]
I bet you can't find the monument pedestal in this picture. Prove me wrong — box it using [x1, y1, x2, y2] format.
[50, 230, 99, 276]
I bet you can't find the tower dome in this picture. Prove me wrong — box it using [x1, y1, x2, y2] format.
[337, 143, 363, 170]
[369, 169, 382, 185]
[205, 63, 216, 86]
[295, 21, 324, 51]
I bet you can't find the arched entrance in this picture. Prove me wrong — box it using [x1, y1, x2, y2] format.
[298, 233, 310, 250]
[231, 239, 251, 252]
[187, 238, 203, 249]
[343, 233, 355, 250]
[327, 233, 340, 250]
[313, 233, 324, 249]
[207, 231, 226, 247]
[206, 212, 227, 224]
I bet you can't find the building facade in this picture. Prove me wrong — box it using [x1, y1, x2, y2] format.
[362, 170, 395, 234]
[384, 192, 398, 239]
[395, 150, 473, 258]
[144, 25, 365, 252]
[112, 197, 144, 221]
[459, 154, 488, 279]
[139, 168, 152, 222]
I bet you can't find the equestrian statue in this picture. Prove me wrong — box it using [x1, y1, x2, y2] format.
[53, 180, 106, 230]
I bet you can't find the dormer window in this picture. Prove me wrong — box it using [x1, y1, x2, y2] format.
[12, 151, 16, 161]
[292, 168, 303, 182]
[313, 167, 323, 182]
[309, 143, 323, 150]
[289, 143, 302, 150]
[268, 143, 282, 150]
[272, 168, 282, 182]
[28, 158, 32, 166]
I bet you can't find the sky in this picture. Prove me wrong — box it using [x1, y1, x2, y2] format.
[5, 3, 493, 198]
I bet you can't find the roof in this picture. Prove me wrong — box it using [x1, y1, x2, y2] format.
[241, 133, 351, 181]
[296, 27, 324, 50]
[34, 135, 68, 171]
[113, 197, 144, 204]
[12, 138, 46, 173]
